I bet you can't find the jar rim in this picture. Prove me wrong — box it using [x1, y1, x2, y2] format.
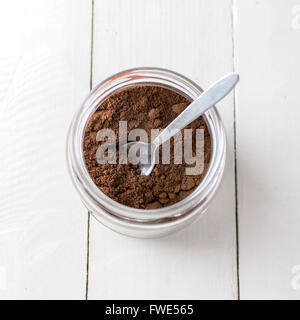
[67, 67, 226, 223]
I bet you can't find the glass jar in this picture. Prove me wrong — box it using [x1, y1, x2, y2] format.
[66, 67, 226, 238]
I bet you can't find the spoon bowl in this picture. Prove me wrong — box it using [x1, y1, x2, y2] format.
[125, 141, 155, 175]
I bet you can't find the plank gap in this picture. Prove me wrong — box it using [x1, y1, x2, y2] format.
[231, 0, 240, 300]
[85, 0, 95, 301]
[90, 0, 95, 92]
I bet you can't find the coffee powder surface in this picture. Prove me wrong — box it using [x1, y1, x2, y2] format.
[83, 85, 212, 209]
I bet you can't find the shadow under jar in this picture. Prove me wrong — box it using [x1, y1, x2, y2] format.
[66, 67, 226, 238]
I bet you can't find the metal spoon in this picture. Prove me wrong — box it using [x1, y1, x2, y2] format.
[126, 72, 239, 176]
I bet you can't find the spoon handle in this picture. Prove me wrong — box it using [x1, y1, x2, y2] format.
[152, 72, 239, 147]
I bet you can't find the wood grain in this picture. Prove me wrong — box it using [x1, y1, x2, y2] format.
[88, 0, 238, 299]
[235, 0, 300, 299]
[0, 0, 91, 299]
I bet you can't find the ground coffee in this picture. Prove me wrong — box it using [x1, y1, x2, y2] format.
[83, 85, 211, 209]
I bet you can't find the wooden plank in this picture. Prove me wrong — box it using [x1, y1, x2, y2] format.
[0, 0, 91, 299]
[88, 0, 237, 299]
[235, 0, 300, 299]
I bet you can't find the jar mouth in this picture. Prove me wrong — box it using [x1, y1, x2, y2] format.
[67, 67, 226, 223]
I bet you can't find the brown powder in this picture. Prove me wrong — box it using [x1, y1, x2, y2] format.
[83, 85, 211, 209]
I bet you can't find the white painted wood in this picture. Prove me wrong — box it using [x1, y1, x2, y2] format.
[89, 0, 237, 299]
[0, 0, 91, 299]
[235, 0, 300, 299]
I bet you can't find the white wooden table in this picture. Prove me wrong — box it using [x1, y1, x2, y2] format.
[0, 0, 300, 300]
